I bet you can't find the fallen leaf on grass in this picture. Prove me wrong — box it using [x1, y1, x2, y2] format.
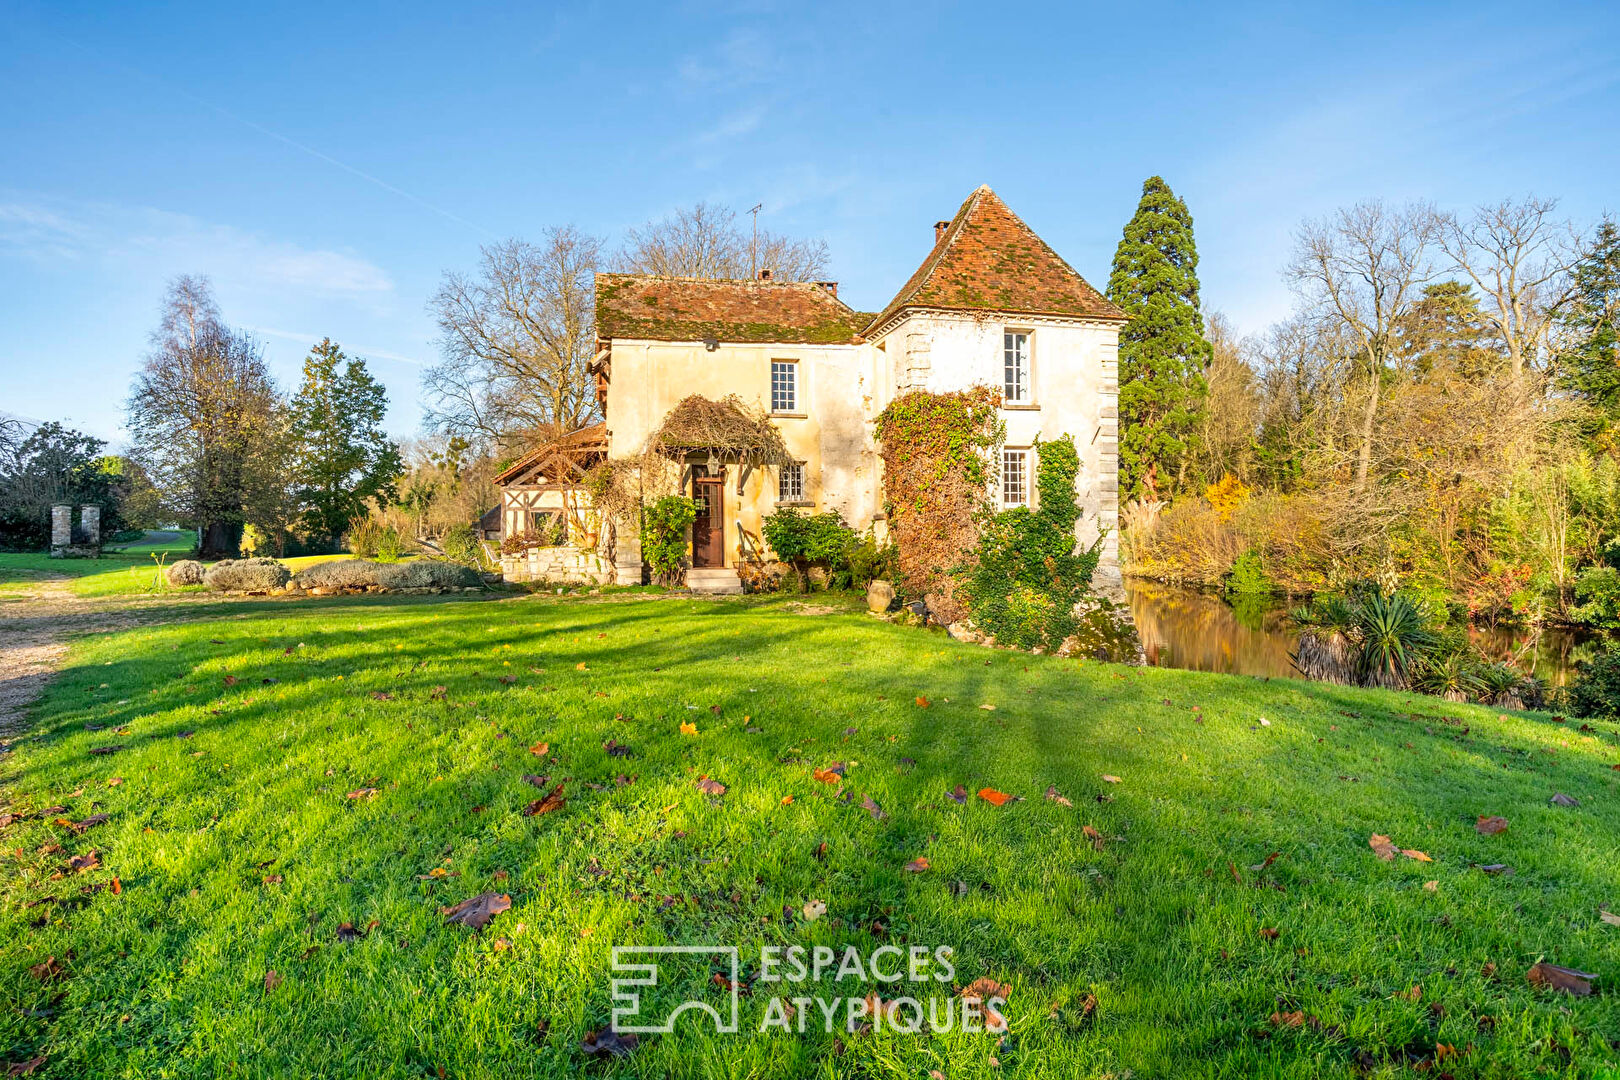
[54, 814, 109, 835]
[803, 899, 826, 921]
[523, 783, 566, 816]
[441, 892, 510, 930]
[979, 703, 996, 711]
[522, 774, 550, 788]
[780, 795, 794, 806]
[947, 784, 967, 805]
[1369, 835, 1398, 861]
[106, 777, 123, 787]
[1401, 849, 1433, 862]
[335, 919, 378, 942]
[904, 857, 930, 873]
[1550, 793, 1580, 807]
[1475, 863, 1511, 875]
[1598, 910, 1620, 927]
[1526, 961, 1596, 995]
[579, 1029, 638, 1059]
[1082, 825, 1104, 851]
[978, 788, 1013, 807]
[1475, 815, 1509, 835]
[695, 776, 726, 797]
[1395, 984, 1421, 1002]
[528, 742, 549, 756]
[3, 1055, 47, 1075]
[1249, 852, 1282, 872]
[1424, 880, 1438, 892]
[264, 969, 281, 992]
[223, 675, 238, 687]
[679, 722, 698, 736]
[88, 746, 123, 756]
[861, 795, 887, 821]
[370, 691, 395, 701]
[957, 977, 1010, 1032]
[28, 956, 64, 982]
[812, 768, 842, 785]
[1101, 774, 1121, 784]
[346, 788, 378, 800]
[603, 739, 633, 758]
[1044, 786, 1073, 807]
[575, 663, 589, 671]
[67, 852, 100, 873]
[915, 696, 930, 708]
[1270, 1010, 1305, 1028]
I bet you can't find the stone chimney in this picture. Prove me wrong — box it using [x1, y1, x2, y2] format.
[757, 268, 774, 282]
[815, 281, 838, 298]
[934, 220, 951, 244]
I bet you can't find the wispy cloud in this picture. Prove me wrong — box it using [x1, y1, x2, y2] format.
[0, 194, 395, 299]
[246, 325, 425, 367]
[675, 27, 772, 89]
[693, 103, 768, 145]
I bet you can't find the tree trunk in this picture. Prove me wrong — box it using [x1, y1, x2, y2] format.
[1354, 369, 1379, 493]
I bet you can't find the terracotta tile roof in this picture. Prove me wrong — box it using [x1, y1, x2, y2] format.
[867, 186, 1126, 333]
[595, 274, 870, 345]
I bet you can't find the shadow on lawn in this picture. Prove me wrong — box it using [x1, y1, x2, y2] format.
[9, 595, 1620, 1075]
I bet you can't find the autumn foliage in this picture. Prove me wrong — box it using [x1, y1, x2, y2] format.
[873, 386, 1000, 622]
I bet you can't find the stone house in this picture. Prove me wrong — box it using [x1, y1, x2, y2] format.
[500, 185, 1125, 593]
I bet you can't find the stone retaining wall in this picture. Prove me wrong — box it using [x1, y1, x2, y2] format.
[500, 546, 614, 585]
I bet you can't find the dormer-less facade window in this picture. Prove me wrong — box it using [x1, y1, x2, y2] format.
[1003, 332, 1030, 404]
[771, 360, 798, 413]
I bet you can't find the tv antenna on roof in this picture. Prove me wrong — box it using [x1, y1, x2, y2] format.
[748, 203, 763, 279]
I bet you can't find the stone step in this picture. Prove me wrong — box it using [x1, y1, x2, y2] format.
[686, 567, 744, 595]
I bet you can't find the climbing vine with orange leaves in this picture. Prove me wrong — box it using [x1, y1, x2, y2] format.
[873, 386, 1002, 622]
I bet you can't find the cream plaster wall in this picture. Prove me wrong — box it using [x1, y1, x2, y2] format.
[869, 311, 1122, 593]
[602, 339, 882, 570]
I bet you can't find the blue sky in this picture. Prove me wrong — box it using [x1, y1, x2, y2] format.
[3, 1, 1617, 444]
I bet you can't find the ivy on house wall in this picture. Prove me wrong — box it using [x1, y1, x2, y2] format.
[958, 435, 1102, 650]
[873, 387, 1001, 622]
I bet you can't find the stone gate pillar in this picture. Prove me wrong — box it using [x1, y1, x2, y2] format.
[80, 504, 101, 546]
[51, 505, 71, 548]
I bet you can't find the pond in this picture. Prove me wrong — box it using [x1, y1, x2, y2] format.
[1126, 581, 1604, 687]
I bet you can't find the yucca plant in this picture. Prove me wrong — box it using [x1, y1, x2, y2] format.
[1352, 592, 1436, 689]
[1474, 661, 1533, 706]
[1290, 593, 1355, 634]
[1410, 653, 1485, 701]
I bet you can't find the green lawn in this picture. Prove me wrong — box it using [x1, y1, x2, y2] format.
[0, 532, 199, 598]
[0, 537, 359, 599]
[2, 595, 1618, 1077]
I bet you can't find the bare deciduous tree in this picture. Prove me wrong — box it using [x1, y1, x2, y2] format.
[126, 276, 284, 558]
[618, 202, 829, 281]
[1439, 196, 1579, 378]
[1288, 201, 1439, 492]
[425, 228, 603, 449]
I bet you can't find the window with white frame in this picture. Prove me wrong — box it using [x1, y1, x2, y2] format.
[771, 360, 798, 413]
[1002, 331, 1030, 404]
[1001, 449, 1029, 507]
[778, 462, 804, 502]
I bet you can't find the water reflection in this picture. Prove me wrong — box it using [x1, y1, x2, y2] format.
[1127, 582, 1602, 685]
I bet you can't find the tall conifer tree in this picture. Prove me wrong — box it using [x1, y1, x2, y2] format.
[1559, 220, 1620, 452]
[1107, 177, 1212, 498]
[288, 339, 403, 542]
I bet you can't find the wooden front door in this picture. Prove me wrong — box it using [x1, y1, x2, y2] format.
[691, 470, 724, 567]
